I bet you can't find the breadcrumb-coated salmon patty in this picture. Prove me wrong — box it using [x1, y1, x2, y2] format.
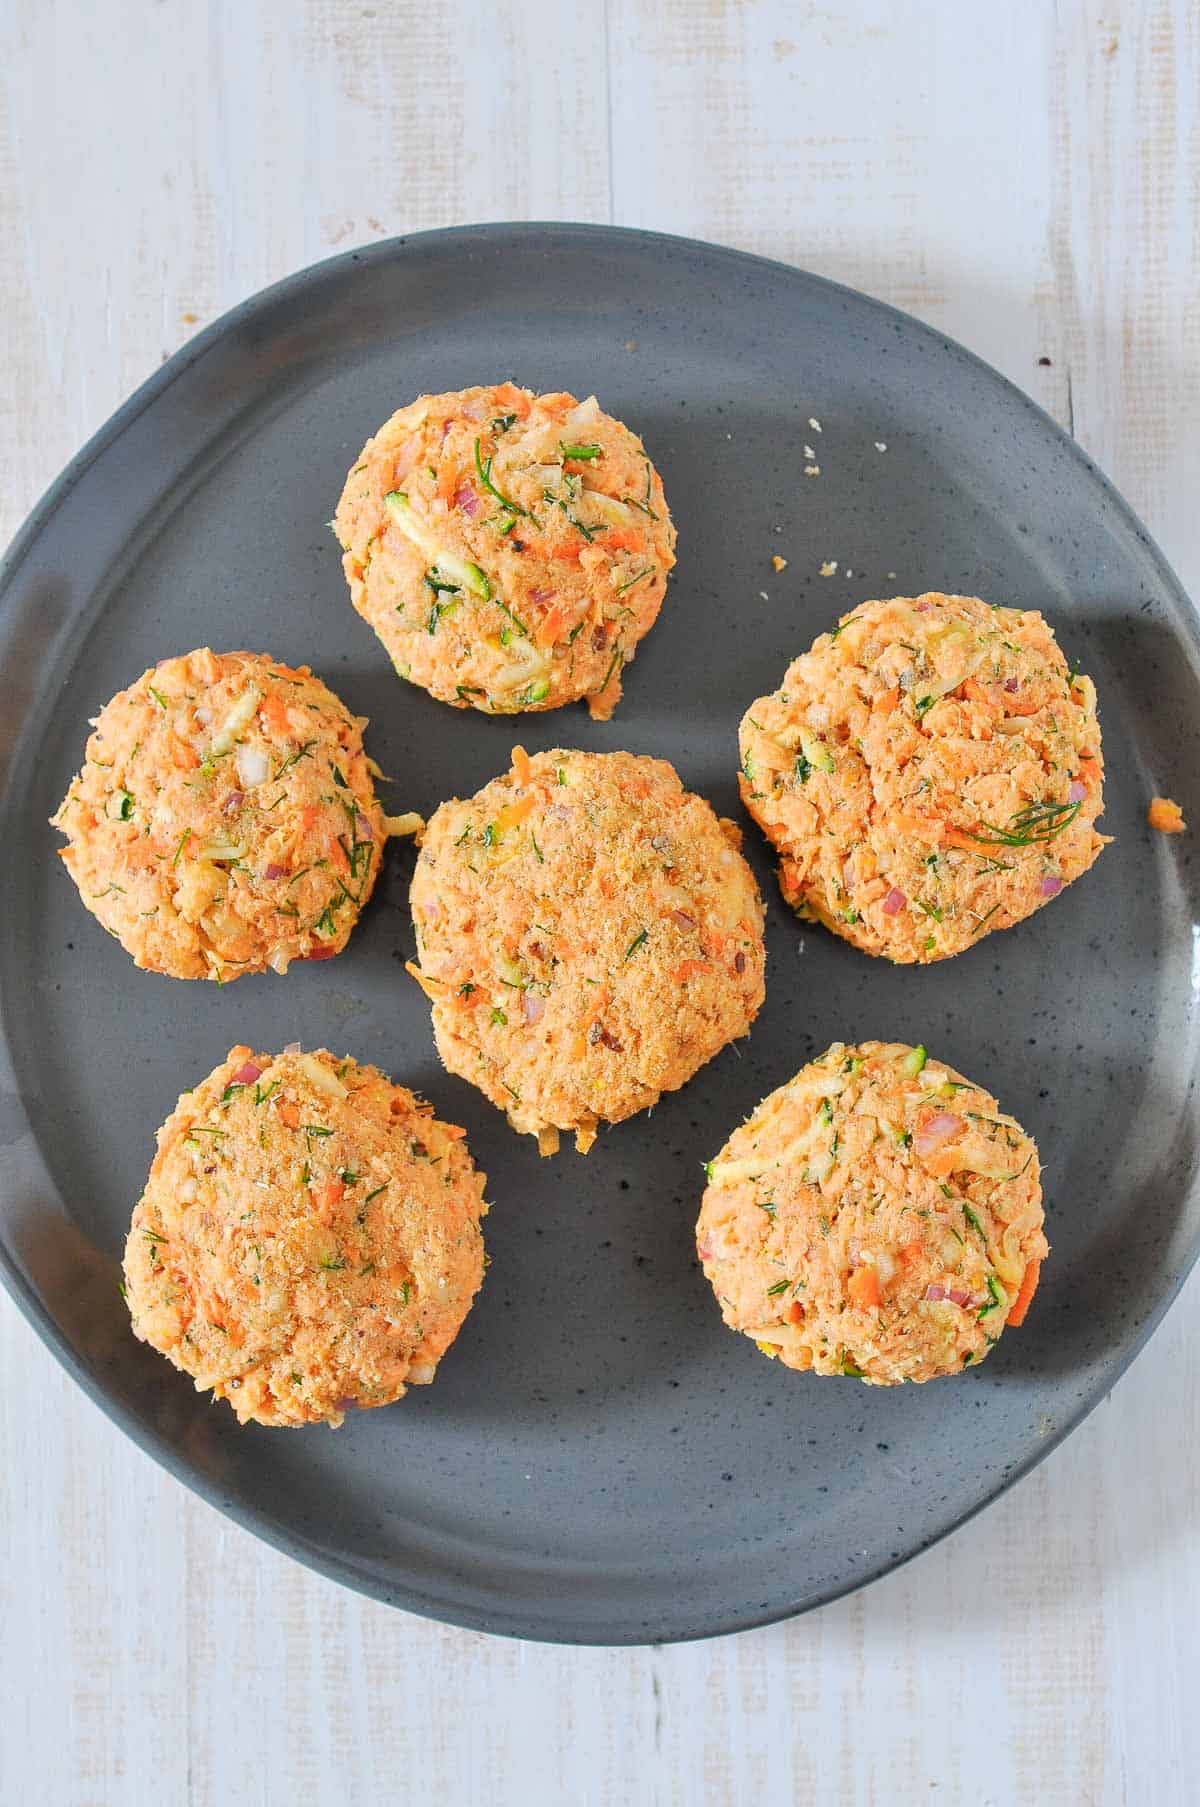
[738, 593, 1107, 962]
[408, 747, 766, 1153]
[51, 649, 418, 981]
[334, 384, 676, 719]
[123, 1046, 488, 1427]
[696, 1040, 1047, 1384]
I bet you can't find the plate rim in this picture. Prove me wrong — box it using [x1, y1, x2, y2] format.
[2, 218, 1198, 1645]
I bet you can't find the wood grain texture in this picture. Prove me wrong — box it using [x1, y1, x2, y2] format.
[2, 2, 1197, 1802]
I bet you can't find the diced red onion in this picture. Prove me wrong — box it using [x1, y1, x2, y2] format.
[1003, 677, 1020, 693]
[528, 586, 556, 606]
[223, 791, 244, 816]
[452, 482, 480, 518]
[734, 951, 746, 973]
[924, 1284, 946, 1302]
[194, 704, 213, 726]
[522, 991, 545, 1025]
[1039, 874, 1064, 897]
[670, 910, 695, 930]
[697, 1235, 714, 1260]
[354, 813, 375, 843]
[947, 1286, 972, 1307]
[233, 1060, 263, 1085]
[915, 600, 932, 612]
[882, 886, 907, 916]
[303, 944, 338, 961]
[263, 863, 288, 880]
[461, 399, 486, 421]
[283, 1041, 301, 1053]
[913, 1111, 964, 1156]
[1068, 779, 1086, 803]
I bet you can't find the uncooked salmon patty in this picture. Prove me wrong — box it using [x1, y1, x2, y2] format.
[696, 1040, 1047, 1384]
[334, 384, 676, 718]
[408, 746, 766, 1153]
[52, 649, 417, 981]
[738, 592, 1107, 961]
[123, 1045, 488, 1427]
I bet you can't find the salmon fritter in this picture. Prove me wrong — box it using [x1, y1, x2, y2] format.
[408, 747, 766, 1153]
[696, 1040, 1047, 1384]
[51, 649, 419, 981]
[123, 1046, 488, 1427]
[738, 592, 1107, 961]
[334, 384, 676, 718]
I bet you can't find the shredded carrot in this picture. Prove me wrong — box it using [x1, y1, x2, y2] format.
[510, 745, 532, 789]
[496, 792, 536, 831]
[315, 1180, 345, 1224]
[941, 825, 987, 852]
[534, 603, 568, 648]
[404, 960, 448, 1002]
[493, 382, 532, 419]
[675, 959, 709, 982]
[961, 677, 992, 706]
[1148, 796, 1186, 834]
[258, 692, 291, 739]
[604, 528, 647, 556]
[787, 1300, 804, 1324]
[921, 1147, 959, 1179]
[873, 685, 900, 717]
[548, 539, 585, 562]
[1005, 1257, 1041, 1327]
[897, 1238, 924, 1269]
[436, 458, 459, 505]
[277, 1099, 299, 1130]
[847, 1266, 882, 1309]
[170, 736, 199, 771]
[893, 812, 943, 841]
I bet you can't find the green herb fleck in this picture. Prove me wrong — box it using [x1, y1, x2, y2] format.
[474, 437, 527, 517]
[965, 798, 1081, 848]
[963, 1203, 987, 1242]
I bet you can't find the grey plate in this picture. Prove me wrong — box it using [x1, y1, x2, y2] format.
[1, 223, 1198, 1646]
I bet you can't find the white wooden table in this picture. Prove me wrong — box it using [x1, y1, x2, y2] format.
[3, 4, 1197, 1802]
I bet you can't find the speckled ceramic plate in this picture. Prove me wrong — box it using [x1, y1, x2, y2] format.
[1, 224, 1198, 1645]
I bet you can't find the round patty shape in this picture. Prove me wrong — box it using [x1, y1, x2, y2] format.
[738, 592, 1107, 962]
[124, 1046, 488, 1427]
[51, 649, 412, 981]
[696, 1040, 1047, 1384]
[408, 746, 766, 1153]
[334, 384, 676, 718]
